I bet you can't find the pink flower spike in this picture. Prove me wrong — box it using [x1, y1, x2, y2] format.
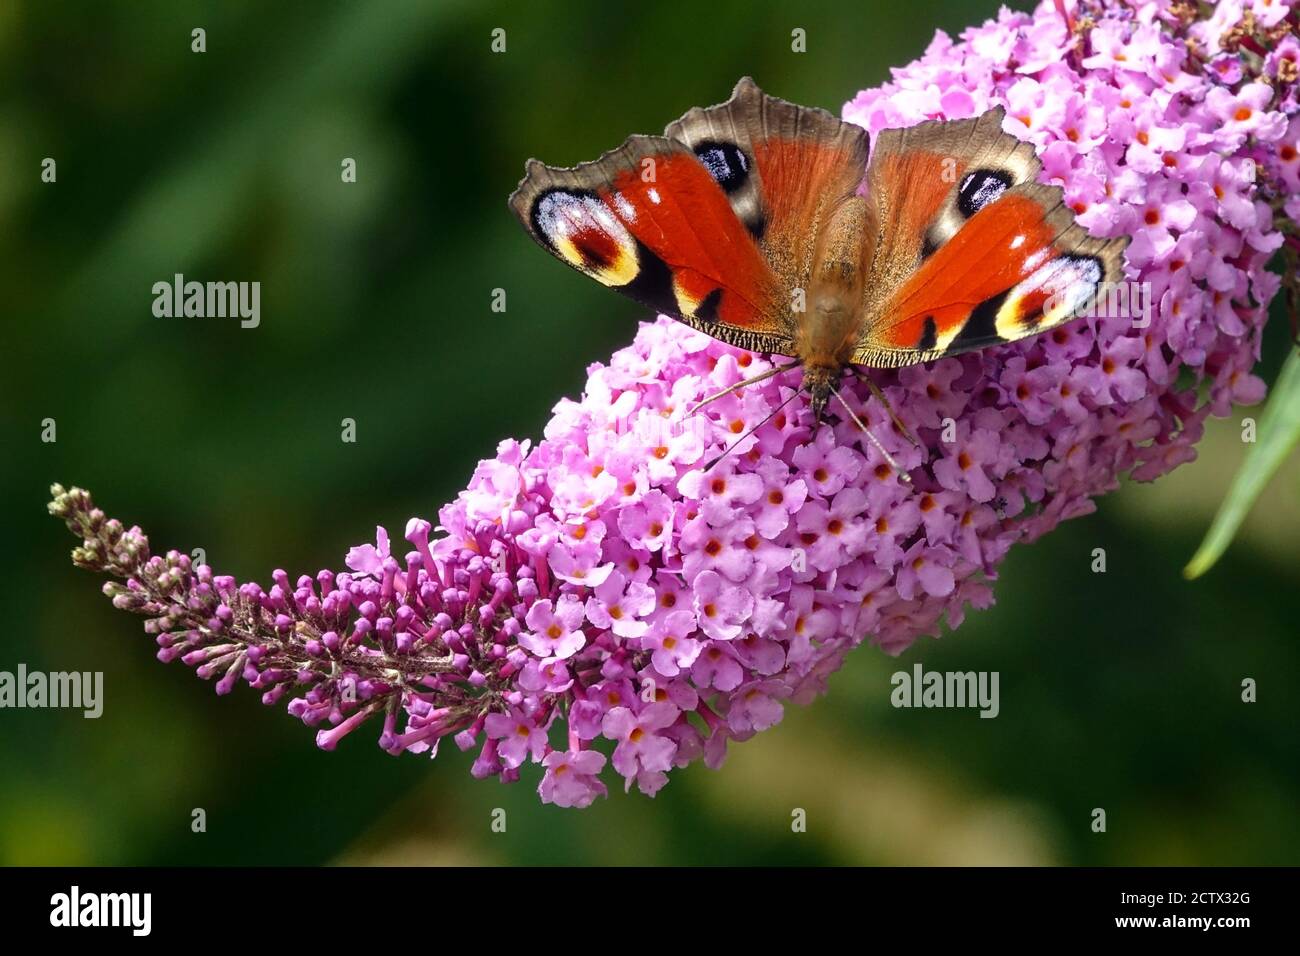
[52, 0, 1297, 810]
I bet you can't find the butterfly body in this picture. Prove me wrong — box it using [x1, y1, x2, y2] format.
[510, 78, 1127, 434]
[799, 193, 873, 417]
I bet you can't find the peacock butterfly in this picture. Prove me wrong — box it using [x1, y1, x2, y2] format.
[509, 77, 1128, 467]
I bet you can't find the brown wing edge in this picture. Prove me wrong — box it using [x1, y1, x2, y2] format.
[664, 77, 870, 241]
[665, 76, 870, 163]
[868, 106, 1041, 188]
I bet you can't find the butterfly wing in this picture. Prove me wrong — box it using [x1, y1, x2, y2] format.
[510, 78, 873, 359]
[665, 76, 870, 305]
[851, 107, 1128, 367]
[856, 184, 1128, 366]
[510, 133, 794, 356]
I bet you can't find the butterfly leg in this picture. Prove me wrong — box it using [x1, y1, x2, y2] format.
[832, 388, 911, 485]
[687, 359, 802, 416]
[848, 368, 921, 448]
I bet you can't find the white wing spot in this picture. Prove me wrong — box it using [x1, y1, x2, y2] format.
[534, 190, 639, 286]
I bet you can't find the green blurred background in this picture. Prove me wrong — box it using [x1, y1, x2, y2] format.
[2, 0, 1296, 865]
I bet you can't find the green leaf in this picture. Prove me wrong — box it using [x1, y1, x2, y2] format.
[1184, 348, 1300, 579]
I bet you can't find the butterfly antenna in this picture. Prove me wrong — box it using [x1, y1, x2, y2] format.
[688, 360, 802, 416]
[702, 388, 802, 472]
[833, 388, 912, 485]
[851, 368, 921, 448]
[849, 580, 871, 649]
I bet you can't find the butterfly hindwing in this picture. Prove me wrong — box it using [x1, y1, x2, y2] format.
[509, 134, 794, 355]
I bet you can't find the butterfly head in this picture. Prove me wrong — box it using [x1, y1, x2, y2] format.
[802, 365, 840, 423]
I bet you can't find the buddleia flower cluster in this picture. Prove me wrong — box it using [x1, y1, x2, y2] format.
[52, 0, 1298, 807]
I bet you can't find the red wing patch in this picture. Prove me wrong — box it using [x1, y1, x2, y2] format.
[853, 183, 1127, 368]
[601, 152, 782, 329]
[878, 191, 1057, 351]
[510, 135, 794, 353]
[868, 150, 969, 261]
[750, 137, 869, 272]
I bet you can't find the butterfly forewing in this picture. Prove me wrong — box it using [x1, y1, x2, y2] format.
[666, 77, 870, 307]
[509, 132, 795, 355]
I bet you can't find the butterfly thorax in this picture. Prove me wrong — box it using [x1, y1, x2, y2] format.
[796, 195, 873, 420]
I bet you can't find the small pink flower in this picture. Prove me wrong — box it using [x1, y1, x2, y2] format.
[692, 643, 744, 692]
[603, 702, 680, 792]
[791, 427, 864, 498]
[896, 543, 958, 601]
[856, 492, 920, 571]
[753, 458, 808, 537]
[539, 749, 607, 808]
[795, 487, 870, 572]
[644, 609, 702, 677]
[898, 358, 968, 429]
[616, 488, 674, 552]
[726, 682, 787, 736]
[680, 463, 765, 525]
[680, 513, 756, 582]
[1208, 53, 1244, 86]
[345, 526, 389, 577]
[520, 595, 587, 659]
[548, 542, 614, 587]
[933, 426, 1001, 502]
[484, 708, 548, 770]
[1205, 83, 1288, 148]
[691, 569, 753, 641]
[1249, 0, 1291, 29]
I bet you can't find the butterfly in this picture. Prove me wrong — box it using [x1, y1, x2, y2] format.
[509, 77, 1127, 467]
